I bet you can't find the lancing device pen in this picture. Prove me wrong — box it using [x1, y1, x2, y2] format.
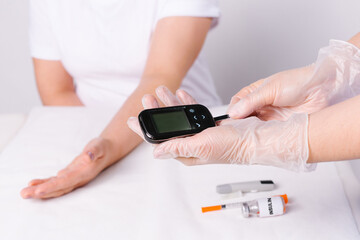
[216, 180, 275, 194]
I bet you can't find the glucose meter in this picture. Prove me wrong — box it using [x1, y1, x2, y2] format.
[138, 104, 228, 144]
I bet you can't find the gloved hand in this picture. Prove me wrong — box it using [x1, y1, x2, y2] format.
[152, 113, 314, 172]
[21, 137, 113, 199]
[128, 86, 315, 172]
[228, 40, 360, 121]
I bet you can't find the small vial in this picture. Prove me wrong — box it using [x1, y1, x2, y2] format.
[241, 196, 286, 218]
[201, 194, 288, 216]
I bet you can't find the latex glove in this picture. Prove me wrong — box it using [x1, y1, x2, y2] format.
[20, 137, 112, 199]
[128, 86, 315, 172]
[153, 113, 315, 172]
[228, 40, 360, 121]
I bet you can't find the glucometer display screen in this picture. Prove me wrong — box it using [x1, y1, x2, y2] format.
[152, 110, 191, 133]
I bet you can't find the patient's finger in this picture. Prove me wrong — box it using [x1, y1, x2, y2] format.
[28, 178, 52, 187]
[176, 89, 198, 105]
[127, 117, 144, 138]
[142, 94, 160, 109]
[35, 187, 74, 199]
[22, 177, 55, 198]
[31, 174, 79, 198]
[20, 185, 37, 199]
[155, 86, 181, 106]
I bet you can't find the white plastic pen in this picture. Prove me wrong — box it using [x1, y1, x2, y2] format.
[216, 180, 275, 194]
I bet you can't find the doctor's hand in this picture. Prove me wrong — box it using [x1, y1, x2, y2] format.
[152, 113, 314, 172]
[20, 137, 113, 199]
[228, 65, 320, 121]
[228, 40, 360, 121]
[128, 86, 314, 172]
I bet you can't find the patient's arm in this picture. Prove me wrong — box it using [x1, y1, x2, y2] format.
[21, 17, 213, 199]
[308, 94, 360, 163]
[100, 17, 213, 165]
[33, 59, 83, 106]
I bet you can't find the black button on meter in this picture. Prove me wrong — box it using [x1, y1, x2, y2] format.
[138, 104, 220, 144]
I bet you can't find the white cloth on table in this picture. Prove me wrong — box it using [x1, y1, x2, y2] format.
[0, 114, 26, 153]
[0, 107, 358, 240]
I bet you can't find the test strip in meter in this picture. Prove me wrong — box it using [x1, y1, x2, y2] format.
[213, 114, 230, 122]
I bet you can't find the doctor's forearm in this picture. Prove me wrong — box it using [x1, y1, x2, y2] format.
[348, 32, 360, 48]
[307, 95, 360, 163]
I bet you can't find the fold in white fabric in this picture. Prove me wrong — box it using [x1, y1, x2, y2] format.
[0, 107, 358, 239]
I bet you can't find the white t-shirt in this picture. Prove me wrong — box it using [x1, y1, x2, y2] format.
[29, 0, 221, 108]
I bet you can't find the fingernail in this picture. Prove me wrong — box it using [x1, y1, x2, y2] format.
[152, 98, 159, 108]
[88, 151, 95, 161]
[23, 194, 32, 199]
[127, 117, 136, 126]
[175, 89, 183, 95]
[231, 96, 241, 105]
[227, 105, 236, 116]
[156, 85, 166, 94]
[228, 101, 244, 118]
[141, 96, 147, 108]
[155, 86, 167, 99]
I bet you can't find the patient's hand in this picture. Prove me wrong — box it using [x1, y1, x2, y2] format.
[20, 137, 112, 199]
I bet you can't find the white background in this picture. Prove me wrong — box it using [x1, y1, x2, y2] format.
[0, 0, 360, 113]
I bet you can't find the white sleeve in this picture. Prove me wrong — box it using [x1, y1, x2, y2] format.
[29, 0, 61, 60]
[157, 0, 220, 28]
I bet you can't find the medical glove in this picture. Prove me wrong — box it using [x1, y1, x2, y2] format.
[228, 40, 360, 120]
[128, 86, 315, 172]
[152, 113, 315, 172]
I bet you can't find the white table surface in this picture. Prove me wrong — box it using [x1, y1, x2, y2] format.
[0, 108, 360, 239]
[0, 113, 26, 152]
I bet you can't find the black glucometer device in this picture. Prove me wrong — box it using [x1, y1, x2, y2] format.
[138, 104, 228, 144]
